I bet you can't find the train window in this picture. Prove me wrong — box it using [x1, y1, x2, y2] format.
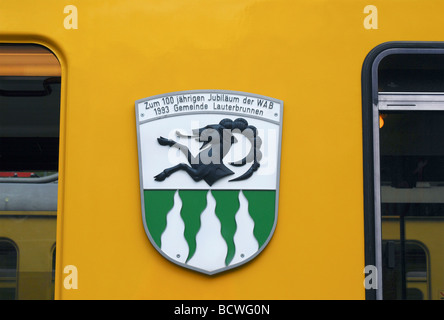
[0, 240, 18, 300]
[363, 45, 444, 300]
[0, 44, 61, 300]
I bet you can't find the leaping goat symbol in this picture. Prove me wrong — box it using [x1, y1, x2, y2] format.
[154, 118, 262, 186]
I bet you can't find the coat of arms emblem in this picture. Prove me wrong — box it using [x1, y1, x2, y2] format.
[136, 90, 283, 275]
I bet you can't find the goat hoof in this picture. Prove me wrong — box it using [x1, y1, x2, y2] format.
[157, 137, 172, 146]
[154, 172, 167, 181]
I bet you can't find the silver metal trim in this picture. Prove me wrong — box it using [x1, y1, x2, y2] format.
[379, 92, 444, 110]
[372, 102, 383, 299]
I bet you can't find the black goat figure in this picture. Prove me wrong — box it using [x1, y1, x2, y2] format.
[154, 118, 262, 186]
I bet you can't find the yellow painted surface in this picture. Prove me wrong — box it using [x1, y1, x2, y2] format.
[1, 0, 443, 300]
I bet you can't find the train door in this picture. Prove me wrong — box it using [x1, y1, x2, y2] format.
[364, 44, 444, 300]
[0, 44, 61, 299]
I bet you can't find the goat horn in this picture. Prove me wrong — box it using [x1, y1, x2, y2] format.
[176, 130, 197, 138]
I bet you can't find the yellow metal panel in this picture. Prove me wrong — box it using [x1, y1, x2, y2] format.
[2, 0, 443, 299]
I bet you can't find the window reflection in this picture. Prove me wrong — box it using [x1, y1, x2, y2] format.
[380, 111, 444, 300]
[0, 44, 60, 300]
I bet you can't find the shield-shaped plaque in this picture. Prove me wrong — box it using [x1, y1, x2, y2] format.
[136, 90, 283, 275]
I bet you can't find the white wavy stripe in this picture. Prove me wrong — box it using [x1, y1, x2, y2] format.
[229, 190, 259, 266]
[187, 191, 228, 272]
[160, 190, 189, 263]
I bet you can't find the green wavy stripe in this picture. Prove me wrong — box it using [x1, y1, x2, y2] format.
[211, 190, 240, 266]
[242, 190, 276, 248]
[143, 190, 176, 248]
[179, 190, 207, 262]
